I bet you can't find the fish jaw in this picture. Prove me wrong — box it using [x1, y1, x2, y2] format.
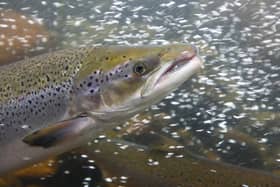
[145, 56, 203, 98]
[135, 49, 203, 113]
[141, 46, 203, 98]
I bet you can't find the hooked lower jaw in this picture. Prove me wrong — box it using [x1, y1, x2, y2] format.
[156, 46, 202, 85]
[157, 55, 202, 86]
[159, 51, 197, 80]
[141, 50, 203, 98]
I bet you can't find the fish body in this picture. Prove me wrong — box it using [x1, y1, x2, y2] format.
[89, 140, 280, 187]
[0, 48, 86, 145]
[0, 44, 202, 175]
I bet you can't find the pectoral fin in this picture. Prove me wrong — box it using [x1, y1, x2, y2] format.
[23, 115, 94, 148]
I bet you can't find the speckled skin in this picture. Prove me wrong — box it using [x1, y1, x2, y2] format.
[0, 45, 165, 145]
[0, 47, 92, 144]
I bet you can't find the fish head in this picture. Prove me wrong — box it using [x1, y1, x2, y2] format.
[75, 44, 203, 121]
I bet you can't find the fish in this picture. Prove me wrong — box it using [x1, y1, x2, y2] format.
[0, 44, 203, 175]
[88, 139, 280, 187]
[0, 9, 54, 65]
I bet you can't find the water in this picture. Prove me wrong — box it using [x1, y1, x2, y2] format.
[0, 0, 279, 186]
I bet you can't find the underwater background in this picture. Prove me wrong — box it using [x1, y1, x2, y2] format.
[0, 0, 279, 186]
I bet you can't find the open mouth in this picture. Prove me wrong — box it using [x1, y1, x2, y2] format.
[163, 51, 196, 76]
[141, 46, 202, 98]
[158, 49, 197, 83]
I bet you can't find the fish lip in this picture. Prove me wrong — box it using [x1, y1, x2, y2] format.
[163, 53, 196, 76]
[141, 46, 202, 98]
[156, 51, 197, 84]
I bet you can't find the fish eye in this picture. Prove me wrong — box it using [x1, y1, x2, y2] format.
[133, 62, 147, 75]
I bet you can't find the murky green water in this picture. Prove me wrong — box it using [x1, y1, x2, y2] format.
[0, 0, 279, 186]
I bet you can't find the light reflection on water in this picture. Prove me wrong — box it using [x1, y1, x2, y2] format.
[0, 0, 279, 186]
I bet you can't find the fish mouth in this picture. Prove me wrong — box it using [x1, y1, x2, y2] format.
[141, 47, 203, 98]
[159, 49, 197, 81]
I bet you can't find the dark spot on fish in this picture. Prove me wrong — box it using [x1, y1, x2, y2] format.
[46, 74, 50, 82]
[87, 82, 92, 87]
